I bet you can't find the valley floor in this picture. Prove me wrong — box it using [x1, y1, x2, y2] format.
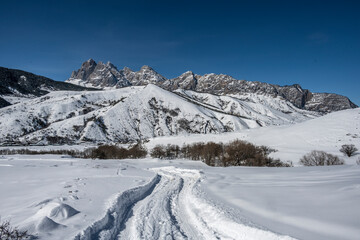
[0, 155, 359, 240]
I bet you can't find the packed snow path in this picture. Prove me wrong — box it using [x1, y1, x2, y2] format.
[76, 167, 295, 240]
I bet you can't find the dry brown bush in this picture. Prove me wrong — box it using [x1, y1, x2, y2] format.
[150, 140, 288, 167]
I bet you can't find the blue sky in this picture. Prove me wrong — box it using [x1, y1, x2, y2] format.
[0, 0, 359, 105]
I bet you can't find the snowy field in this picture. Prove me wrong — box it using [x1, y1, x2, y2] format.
[0, 156, 359, 240]
[0, 109, 359, 239]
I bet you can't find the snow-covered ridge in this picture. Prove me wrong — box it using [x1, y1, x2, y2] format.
[0, 84, 317, 145]
[66, 59, 358, 113]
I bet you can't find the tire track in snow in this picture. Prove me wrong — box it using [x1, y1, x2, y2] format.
[75, 167, 296, 240]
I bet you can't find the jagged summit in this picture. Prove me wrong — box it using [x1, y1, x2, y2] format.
[66, 60, 165, 88]
[66, 59, 358, 113]
[140, 65, 153, 70]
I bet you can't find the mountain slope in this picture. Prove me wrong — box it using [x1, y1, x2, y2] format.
[0, 97, 11, 108]
[67, 60, 357, 113]
[0, 84, 318, 145]
[0, 67, 97, 106]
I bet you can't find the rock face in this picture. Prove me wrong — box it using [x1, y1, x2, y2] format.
[70, 60, 130, 88]
[67, 59, 165, 88]
[124, 65, 167, 86]
[162, 71, 197, 91]
[67, 59, 358, 113]
[304, 93, 358, 113]
[0, 66, 95, 98]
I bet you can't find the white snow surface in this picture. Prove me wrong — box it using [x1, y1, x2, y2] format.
[0, 100, 359, 239]
[0, 156, 359, 240]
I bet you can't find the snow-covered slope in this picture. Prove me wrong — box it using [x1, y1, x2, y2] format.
[0, 84, 318, 145]
[147, 108, 360, 165]
[0, 66, 95, 98]
[175, 89, 319, 126]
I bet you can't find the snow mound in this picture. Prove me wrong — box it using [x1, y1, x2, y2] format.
[49, 203, 80, 220]
[36, 216, 65, 232]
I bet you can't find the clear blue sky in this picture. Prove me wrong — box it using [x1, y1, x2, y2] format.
[0, 0, 359, 105]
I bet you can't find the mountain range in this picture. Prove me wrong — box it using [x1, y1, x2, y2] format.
[0, 60, 357, 145]
[66, 59, 357, 113]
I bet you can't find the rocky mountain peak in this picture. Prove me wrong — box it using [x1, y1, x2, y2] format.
[67, 60, 167, 88]
[125, 65, 166, 86]
[71, 59, 97, 80]
[86, 58, 96, 64]
[162, 70, 197, 91]
[123, 66, 133, 72]
[140, 65, 153, 71]
[106, 61, 117, 69]
[67, 59, 130, 88]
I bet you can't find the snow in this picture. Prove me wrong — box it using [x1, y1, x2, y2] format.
[0, 155, 359, 240]
[202, 165, 360, 240]
[146, 108, 360, 165]
[0, 84, 321, 145]
[0, 104, 359, 239]
[66, 79, 103, 89]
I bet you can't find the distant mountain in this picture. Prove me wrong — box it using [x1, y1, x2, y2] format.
[67, 59, 166, 88]
[67, 59, 357, 113]
[0, 84, 320, 145]
[0, 66, 96, 105]
[0, 63, 355, 145]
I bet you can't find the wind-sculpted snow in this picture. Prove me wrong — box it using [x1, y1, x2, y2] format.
[76, 167, 295, 240]
[0, 84, 318, 145]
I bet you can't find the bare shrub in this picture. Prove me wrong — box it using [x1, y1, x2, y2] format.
[150, 145, 166, 159]
[0, 220, 29, 240]
[0, 144, 147, 160]
[222, 140, 288, 167]
[202, 142, 224, 166]
[223, 140, 261, 166]
[267, 159, 293, 167]
[88, 144, 147, 159]
[0, 148, 92, 158]
[186, 142, 205, 161]
[127, 143, 147, 159]
[165, 144, 180, 159]
[300, 150, 344, 166]
[151, 144, 181, 159]
[258, 145, 277, 156]
[167, 139, 288, 167]
[340, 144, 358, 157]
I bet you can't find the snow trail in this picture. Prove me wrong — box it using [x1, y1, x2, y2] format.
[76, 167, 295, 240]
